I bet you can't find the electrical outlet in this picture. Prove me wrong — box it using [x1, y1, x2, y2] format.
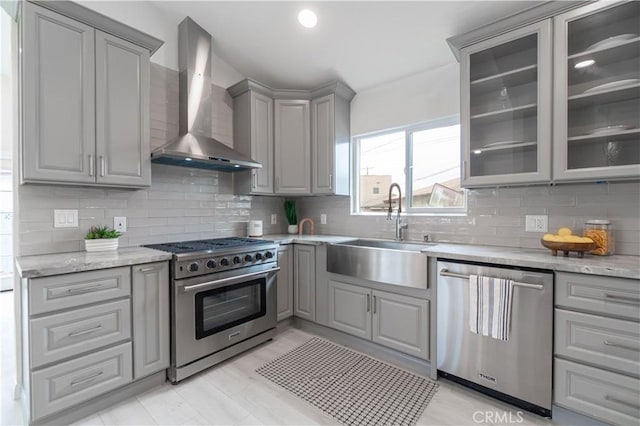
[271, 214, 277, 225]
[114, 216, 127, 233]
[320, 214, 327, 225]
[54, 210, 78, 228]
[525, 215, 548, 233]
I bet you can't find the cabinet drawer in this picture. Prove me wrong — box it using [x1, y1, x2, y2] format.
[30, 299, 131, 369]
[555, 309, 639, 377]
[31, 342, 132, 420]
[30, 267, 131, 315]
[555, 272, 640, 321]
[554, 358, 640, 425]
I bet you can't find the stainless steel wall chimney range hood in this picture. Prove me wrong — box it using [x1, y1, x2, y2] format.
[151, 17, 261, 171]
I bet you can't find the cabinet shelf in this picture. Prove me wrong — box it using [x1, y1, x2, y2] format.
[568, 82, 640, 109]
[470, 65, 537, 92]
[470, 103, 537, 123]
[472, 141, 537, 154]
[568, 128, 640, 143]
[569, 36, 639, 61]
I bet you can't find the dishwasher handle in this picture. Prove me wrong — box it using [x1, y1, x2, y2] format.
[439, 269, 545, 291]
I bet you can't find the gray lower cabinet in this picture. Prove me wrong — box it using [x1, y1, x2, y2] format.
[327, 279, 429, 360]
[328, 280, 372, 340]
[372, 290, 429, 360]
[554, 272, 640, 424]
[22, 2, 154, 188]
[274, 99, 311, 194]
[293, 244, 315, 321]
[277, 245, 294, 321]
[132, 262, 170, 379]
[96, 31, 151, 187]
[22, 1, 96, 184]
[31, 343, 132, 420]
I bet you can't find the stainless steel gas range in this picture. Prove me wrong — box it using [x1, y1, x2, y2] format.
[145, 237, 279, 383]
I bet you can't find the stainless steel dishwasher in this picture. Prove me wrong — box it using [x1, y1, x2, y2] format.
[436, 259, 553, 417]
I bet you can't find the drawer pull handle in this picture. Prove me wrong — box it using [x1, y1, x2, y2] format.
[603, 340, 639, 352]
[604, 293, 640, 305]
[68, 325, 103, 337]
[373, 295, 377, 314]
[366, 294, 371, 312]
[605, 395, 640, 409]
[70, 371, 103, 387]
[139, 266, 159, 272]
[228, 331, 241, 340]
[67, 284, 103, 295]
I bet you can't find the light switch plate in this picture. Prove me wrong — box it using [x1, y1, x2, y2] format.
[271, 214, 277, 225]
[114, 216, 127, 233]
[320, 214, 327, 225]
[525, 215, 548, 232]
[54, 210, 78, 228]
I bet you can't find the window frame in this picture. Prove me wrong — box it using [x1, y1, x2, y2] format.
[351, 115, 466, 216]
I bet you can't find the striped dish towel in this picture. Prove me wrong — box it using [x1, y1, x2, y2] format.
[468, 275, 514, 341]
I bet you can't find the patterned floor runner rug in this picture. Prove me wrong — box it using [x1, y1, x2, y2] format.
[256, 337, 439, 426]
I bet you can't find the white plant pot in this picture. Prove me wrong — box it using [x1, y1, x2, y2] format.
[85, 238, 119, 252]
[287, 224, 298, 234]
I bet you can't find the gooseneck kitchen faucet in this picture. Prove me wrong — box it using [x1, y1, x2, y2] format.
[387, 183, 408, 241]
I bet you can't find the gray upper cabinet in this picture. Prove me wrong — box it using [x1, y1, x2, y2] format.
[96, 31, 151, 187]
[553, 1, 640, 182]
[460, 19, 552, 187]
[132, 262, 170, 380]
[275, 99, 311, 194]
[22, 2, 96, 184]
[230, 82, 274, 195]
[21, 1, 160, 188]
[311, 84, 354, 195]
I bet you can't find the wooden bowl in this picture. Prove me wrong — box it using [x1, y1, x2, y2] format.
[541, 239, 597, 258]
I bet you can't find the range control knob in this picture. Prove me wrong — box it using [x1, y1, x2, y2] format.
[265, 251, 274, 259]
[255, 252, 263, 260]
[188, 262, 199, 272]
[233, 256, 242, 264]
[244, 254, 254, 262]
[220, 257, 230, 267]
[206, 259, 217, 269]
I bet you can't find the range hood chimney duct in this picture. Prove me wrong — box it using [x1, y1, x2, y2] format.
[150, 17, 261, 171]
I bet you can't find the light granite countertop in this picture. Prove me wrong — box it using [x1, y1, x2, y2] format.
[263, 234, 639, 280]
[16, 247, 172, 279]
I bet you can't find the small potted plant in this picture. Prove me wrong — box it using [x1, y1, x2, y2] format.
[85, 225, 121, 252]
[284, 200, 298, 234]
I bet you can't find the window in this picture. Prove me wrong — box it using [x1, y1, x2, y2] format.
[352, 117, 465, 214]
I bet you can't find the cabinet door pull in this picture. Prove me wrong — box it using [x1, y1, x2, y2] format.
[604, 395, 640, 409]
[366, 294, 371, 313]
[252, 173, 257, 189]
[68, 325, 103, 337]
[70, 371, 103, 387]
[100, 156, 105, 177]
[462, 160, 467, 181]
[373, 295, 377, 314]
[603, 340, 639, 352]
[329, 174, 333, 190]
[88, 155, 94, 177]
[67, 284, 103, 295]
[604, 293, 640, 305]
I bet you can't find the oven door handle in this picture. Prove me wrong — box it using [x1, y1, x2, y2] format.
[182, 267, 281, 293]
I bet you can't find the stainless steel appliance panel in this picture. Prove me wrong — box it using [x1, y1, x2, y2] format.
[436, 260, 553, 411]
[173, 263, 277, 368]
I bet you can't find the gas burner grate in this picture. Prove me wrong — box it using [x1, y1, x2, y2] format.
[144, 237, 270, 254]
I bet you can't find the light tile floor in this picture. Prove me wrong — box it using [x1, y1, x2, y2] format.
[1, 291, 558, 425]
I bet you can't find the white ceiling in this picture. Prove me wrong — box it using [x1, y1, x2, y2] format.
[152, 1, 541, 92]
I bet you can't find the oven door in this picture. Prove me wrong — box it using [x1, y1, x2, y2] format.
[173, 264, 278, 368]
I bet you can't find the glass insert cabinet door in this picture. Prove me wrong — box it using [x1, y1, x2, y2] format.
[195, 278, 266, 339]
[460, 20, 552, 187]
[553, 1, 640, 181]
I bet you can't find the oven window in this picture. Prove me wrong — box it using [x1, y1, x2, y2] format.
[194, 278, 266, 339]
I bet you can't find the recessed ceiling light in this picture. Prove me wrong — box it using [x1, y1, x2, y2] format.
[473, 150, 482, 155]
[574, 59, 595, 69]
[298, 9, 317, 28]
[185, 158, 193, 161]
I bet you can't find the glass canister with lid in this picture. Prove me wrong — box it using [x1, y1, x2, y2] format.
[583, 219, 614, 256]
